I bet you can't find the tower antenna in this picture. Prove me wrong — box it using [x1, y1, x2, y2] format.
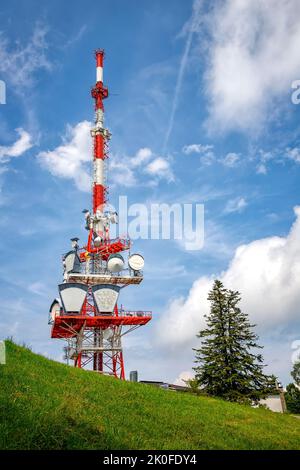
[49, 50, 151, 379]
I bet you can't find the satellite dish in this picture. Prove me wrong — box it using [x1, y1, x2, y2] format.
[107, 253, 124, 273]
[91, 284, 120, 313]
[94, 236, 102, 247]
[64, 250, 81, 273]
[128, 254, 144, 271]
[58, 283, 88, 314]
[49, 298, 61, 322]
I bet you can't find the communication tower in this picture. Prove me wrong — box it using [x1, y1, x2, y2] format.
[49, 50, 152, 379]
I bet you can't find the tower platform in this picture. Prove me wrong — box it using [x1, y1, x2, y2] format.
[66, 272, 143, 285]
[51, 311, 152, 339]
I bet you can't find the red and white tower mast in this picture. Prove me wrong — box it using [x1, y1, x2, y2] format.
[91, 50, 108, 224]
[49, 50, 151, 379]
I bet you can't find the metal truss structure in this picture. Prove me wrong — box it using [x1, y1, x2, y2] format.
[49, 50, 151, 378]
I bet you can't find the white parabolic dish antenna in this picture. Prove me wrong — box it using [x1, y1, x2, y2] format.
[107, 253, 125, 273]
[128, 254, 144, 271]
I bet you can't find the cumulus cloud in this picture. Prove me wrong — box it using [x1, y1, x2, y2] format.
[254, 146, 300, 174]
[256, 163, 268, 175]
[109, 160, 136, 188]
[145, 157, 174, 182]
[110, 147, 174, 186]
[182, 143, 214, 155]
[37, 120, 92, 192]
[182, 144, 241, 168]
[200, 151, 216, 166]
[0, 128, 33, 162]
[38, 125, 174, 191]
[198, 0, 300, 133]
[182, 143, 216, 166]
[173, 370, 194, 386]
[253, 149, 279, 174]
[130, 147, 153, 167]
[184, 142, 300, 173]
[222, 152, 240, 167]
[285, 147, 300, 164]
[224, 196, 247, 214]
[156, 206, 300, 348]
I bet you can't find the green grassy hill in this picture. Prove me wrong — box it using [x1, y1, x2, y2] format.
[0, 341, 300, 450]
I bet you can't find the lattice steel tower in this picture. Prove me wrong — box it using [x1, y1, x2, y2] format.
[49, 50, 151, 379]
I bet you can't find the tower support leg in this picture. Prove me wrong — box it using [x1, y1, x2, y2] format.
[119, 351, 125, 380]
[75, 353, 82, 368]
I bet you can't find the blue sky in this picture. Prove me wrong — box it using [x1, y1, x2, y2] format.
[1, 0, 300, 385]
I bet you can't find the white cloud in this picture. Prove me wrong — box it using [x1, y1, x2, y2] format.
[256, 163, 267, 175]
[173, 370, 194, 386]
[222, 152, 240, 167]
[224, 196, 247, 214]
[0, 23, 51, 92]
[182, 143, 216, 166]
[110, 148, 174, 186]
[155, 206, 300, 349]
[183, 145, 241, 167]
[254, 148, 279, 174]
[145, 157, 174, 182]
[199, 0, 300, 133]
[285, 147, 300, 164]
[200, 150, 216, 166]
[254, 146, 300, 174]
[0, 128, 32, 162]
[38, 123, 174, 191]
[130, 147, 153, 167]
[182, 143, 214, 155]
[37, 120, 92, 192]
[109, 159, 136, 187]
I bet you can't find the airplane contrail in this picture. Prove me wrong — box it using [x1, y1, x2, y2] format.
[162, 0, 202, 154]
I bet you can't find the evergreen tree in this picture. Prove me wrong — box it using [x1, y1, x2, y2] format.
[285, 357, 300, 414]
[291, 357, 300, 387]
[193, 280, 276, 403]
[285, 383, 300, 414]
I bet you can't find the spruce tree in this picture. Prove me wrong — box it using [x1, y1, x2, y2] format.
[193, 280, 276, 403]
[291, 358, 300, 387]
[285, 383, 300, 414]
[285, 357, 300, 413]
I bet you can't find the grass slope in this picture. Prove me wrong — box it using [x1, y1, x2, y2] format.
[0, 341, 300, 450]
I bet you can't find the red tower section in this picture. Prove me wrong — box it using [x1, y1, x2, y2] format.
[49, 50, 151, 379]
